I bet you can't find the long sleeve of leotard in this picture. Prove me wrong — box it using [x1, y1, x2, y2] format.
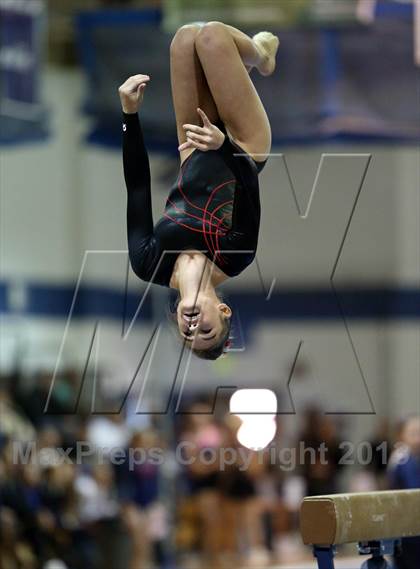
[218, 137, 261, 252]
[122, 112, 157, 280]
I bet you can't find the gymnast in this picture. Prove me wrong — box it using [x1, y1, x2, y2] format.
[119, 22, 279, 359]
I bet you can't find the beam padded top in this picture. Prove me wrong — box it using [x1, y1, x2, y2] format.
[300, 489, 420, 546]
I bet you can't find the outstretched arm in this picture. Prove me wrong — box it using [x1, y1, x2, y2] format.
[119, 75, 155, 277]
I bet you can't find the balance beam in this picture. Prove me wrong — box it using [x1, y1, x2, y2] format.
[300, 489, 420, 546]
[300, 490, 420, 569]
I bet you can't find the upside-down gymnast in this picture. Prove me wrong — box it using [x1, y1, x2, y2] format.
[119, 22, 279, 360]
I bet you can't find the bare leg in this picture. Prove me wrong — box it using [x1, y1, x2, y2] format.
[121, 504, 149, 569]
[220, 497, 239, 557]
[170, 23, 261, 142]
[197, 491, 222, 567]
[195, 22, 276, 161]
[170, 24, 219, 164]
[222, 24, 262, 69]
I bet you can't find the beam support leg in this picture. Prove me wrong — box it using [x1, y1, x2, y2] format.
[313, 545, 336, 569]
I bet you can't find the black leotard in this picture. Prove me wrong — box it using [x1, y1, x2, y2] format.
[123, 112, 266, 287]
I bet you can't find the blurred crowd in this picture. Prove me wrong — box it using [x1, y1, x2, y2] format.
[0, 369, 419, 569]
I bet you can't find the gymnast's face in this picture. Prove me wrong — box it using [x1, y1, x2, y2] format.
[177, 297, 232, 351]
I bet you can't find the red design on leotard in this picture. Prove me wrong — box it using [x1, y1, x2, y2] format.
[163, 154, 235, 266]
[201, 180, 234, 265]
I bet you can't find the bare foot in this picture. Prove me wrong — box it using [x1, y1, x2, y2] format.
[252, 31, 280, 76]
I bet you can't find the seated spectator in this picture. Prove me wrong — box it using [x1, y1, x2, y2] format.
[86, 413, 130, 452]
[0, 387, 35, 443]
[298, 407, 343, 496]
[219, 414, 270, 568]
[0, 506, 37, 569]
[388, 415, 420, 569]
[179, 402, 225, 568]
[74, 463, 121, 569]
[116, 429, 167, 569]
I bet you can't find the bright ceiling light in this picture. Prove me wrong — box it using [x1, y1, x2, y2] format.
[230, 389, 277, 450]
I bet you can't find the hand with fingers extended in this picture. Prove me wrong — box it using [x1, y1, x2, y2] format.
[118, 74, 150, 114]
[179, 108, 225, 152]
